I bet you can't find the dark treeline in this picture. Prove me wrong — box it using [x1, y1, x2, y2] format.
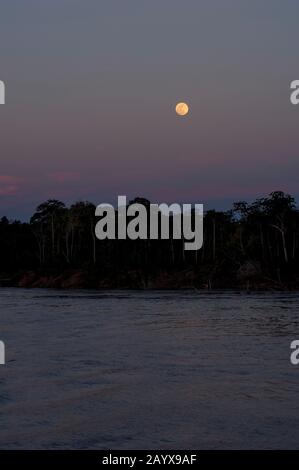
[0, 191, 299, 289]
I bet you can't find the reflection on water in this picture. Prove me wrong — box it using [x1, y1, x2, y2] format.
[0, 288, 299, 449]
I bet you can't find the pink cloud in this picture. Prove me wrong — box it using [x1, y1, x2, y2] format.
[0, 175, 22, 196]
[49, 172, 80, 183]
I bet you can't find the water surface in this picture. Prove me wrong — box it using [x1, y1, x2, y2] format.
[0, 288, 298, 449]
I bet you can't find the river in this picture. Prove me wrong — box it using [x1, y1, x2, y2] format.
[0, 288, 298, 449]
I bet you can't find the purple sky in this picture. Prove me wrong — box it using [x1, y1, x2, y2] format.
[0, 0, 299, 220]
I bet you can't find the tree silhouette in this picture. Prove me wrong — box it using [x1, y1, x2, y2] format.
[1, 191, 299, 289]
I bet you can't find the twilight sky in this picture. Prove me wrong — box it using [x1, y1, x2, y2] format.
[0, 0, 299, 219]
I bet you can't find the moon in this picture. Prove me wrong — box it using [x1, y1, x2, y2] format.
[175, 102, 189, 116]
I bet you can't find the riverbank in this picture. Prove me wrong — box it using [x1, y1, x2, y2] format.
[1, 268, 298, 290]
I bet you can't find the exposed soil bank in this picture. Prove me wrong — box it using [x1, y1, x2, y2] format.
[1, 268, 298, 291]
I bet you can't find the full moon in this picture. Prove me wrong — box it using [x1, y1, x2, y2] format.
[175, 102, 189, 116]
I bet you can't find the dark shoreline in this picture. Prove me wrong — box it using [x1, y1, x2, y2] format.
[2, 192, 299, 294]
[1, 269, 298, 291]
